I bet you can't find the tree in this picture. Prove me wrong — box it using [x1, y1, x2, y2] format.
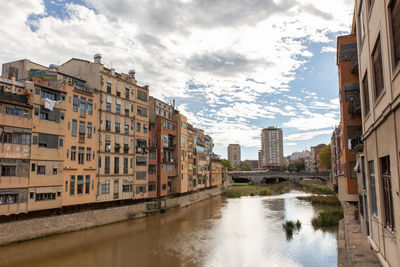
[221, 159, 233, 171]
[287, 160, 305, 172]
[238, 161, 251, 171]
[318, 144, 331, 170]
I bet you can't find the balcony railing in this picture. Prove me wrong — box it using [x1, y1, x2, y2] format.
[351, 136, 363, 152]
[136, 146, 148, 154]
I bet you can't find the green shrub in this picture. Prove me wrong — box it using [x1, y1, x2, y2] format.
[312, 209, 343, 227]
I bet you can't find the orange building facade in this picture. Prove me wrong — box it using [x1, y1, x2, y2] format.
[337, 34, 362, 202]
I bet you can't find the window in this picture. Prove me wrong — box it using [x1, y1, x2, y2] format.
[77, 175, 84, 194]
[70, 175, 75, 195]
[136, 122, 141, 132]
[78, 147, 84, 164]
[115, 143, 121, 153]
[136, 172, 146, 180]
[87, 99, 93, 115]
[38, 134, 59, 148]
[71, 146, 76, 161]
[40, 89, 57, 101]
[372, 36, 384, 98]
[162, 184, 167, 190]
[125, 88, 130, 99]
[37, 165, 45, 175]
[107, 82, 112, 93]
[106, 103, 111, 112]
[143, 124, 148, 133]
[86, 148, 91, 162]
[122, 181, 132, 192]
[124, 158, 128, 174]
[115, 123, 120, 133]
[349, 161, 357, 179]
[101, 180, 110, 194]
[125, 124, 129, 134]
[72, 120, 77, 137]
[105, 156, 110, 174]
[125, 108, 129, 116]
[85, 175, 90, 194]
[106, 120, 111, 131]
[124, 144, 129, 154]
[79, 121, 85, 142]
[114, 157, 119, 174]
[79, 97, 86, 116]
[148, 182, 156, 192]
[390, 0, 400, 67]
[381, 156, 395, 231]
[368, 161, 377, 215]
[35, 193, 56, 201]
[136, 185, 146, 194]
[98, 156, 101, 168]
[1, 166, 16, 176]
[87, 122, 92, 138]
[73, 95, 78, 112]
[137, 105, 148, 117]
[359, 1, 365, 42]
[105, 140, 111, 152]
[40, 111, 48, 120]
[116, 104, 121, 114]
[362, 72, 370, 115]
[136, 156, 147, 166]
[137, 90, 147, 102]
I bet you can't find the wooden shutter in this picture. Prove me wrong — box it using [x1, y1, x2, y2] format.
[362, 72, 370, 115]
[392, 0, 400, 65]
[373, 37, 384, 98]
[72, 120, 77, 136]
[33, 135, 38, 145]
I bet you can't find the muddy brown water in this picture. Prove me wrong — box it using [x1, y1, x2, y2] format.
[0, 190, 337, 267]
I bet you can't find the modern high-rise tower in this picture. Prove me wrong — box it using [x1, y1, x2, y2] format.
[227, 144, 241, 169]
[260, 127, 284, 169]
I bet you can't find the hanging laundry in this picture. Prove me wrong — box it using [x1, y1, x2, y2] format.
[44, 98, 62, 111]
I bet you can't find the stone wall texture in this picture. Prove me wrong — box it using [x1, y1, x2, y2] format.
[0, 185, 226, 246]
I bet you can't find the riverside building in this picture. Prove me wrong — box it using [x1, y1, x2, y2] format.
[260, 127, 284, 170]
[351, 0, 400, 266]
[59, 55, 149, 202]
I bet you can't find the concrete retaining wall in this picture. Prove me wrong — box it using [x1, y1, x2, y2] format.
[0, 186, 226, 246]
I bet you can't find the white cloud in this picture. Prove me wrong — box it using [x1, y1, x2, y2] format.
[0, 0, 353, 157]
[286, 129, 333, 141]
[321, 46, 337, 53]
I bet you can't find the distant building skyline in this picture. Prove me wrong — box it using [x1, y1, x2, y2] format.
[227, 144, 241, 169]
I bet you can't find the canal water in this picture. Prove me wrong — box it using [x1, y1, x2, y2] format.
[0, 190, 337, 267]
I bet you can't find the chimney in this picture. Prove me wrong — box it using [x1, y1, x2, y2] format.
[10, 73, 16, 93]
[128, 70, 135, 79]
[49, 64, 59, 72]
[94, 54, 102, 64]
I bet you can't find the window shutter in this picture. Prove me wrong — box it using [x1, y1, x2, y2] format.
[33, 135, 38, 144]
[59, 138, 63, 147]
[34, 107, 39, 116]
[55, 109, 61, 122]
[79, 122, 85, 134]
[72, 120, 77, 136]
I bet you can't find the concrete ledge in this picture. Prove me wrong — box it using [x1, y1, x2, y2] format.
[0, 186, 226, 246]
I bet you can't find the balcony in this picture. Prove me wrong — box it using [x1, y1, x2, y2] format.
[0, 88, 28, 105]
[164, 143, 176, 149]
[351, 59, 358, 74]
[136, 146, 148, 154]
[351, 136, 363, 153]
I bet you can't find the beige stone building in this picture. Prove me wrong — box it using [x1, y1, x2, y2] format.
[0, 76, 34, 215]
[227, 144, 240, 169]
[60, 55, 149, 202]
[61, 74, 99, 206]
[174, 112, 189, 193]
[353, 0, 400, 266]
[260, 127, 284, 170]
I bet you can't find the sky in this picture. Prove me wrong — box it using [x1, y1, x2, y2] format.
[0, 0, 354, 160]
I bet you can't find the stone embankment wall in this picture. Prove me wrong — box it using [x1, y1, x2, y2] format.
[0, 186, 226, 246]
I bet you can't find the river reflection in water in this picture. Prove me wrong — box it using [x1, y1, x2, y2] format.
[0, 190, 337, 267]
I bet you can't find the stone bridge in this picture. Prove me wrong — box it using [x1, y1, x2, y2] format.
[228, 170, 330, 184]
